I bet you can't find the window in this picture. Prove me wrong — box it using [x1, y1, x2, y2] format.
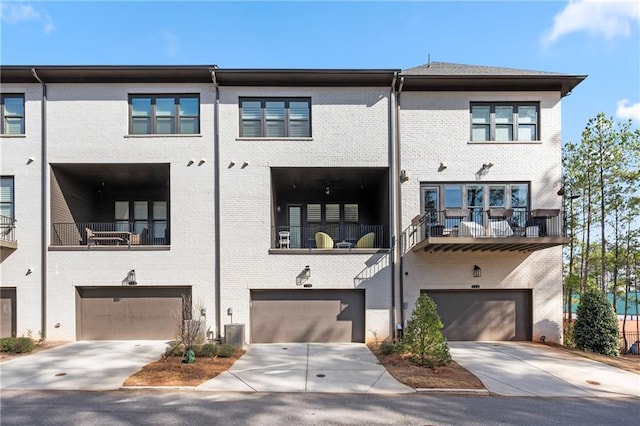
[129, 95, 199, 135]
[422, 182, 529, 221]
[0, 177, 14, 219]
[471, 103, 538, 141]
[240, 98, 311, 137]
[1, 95, 24, 135]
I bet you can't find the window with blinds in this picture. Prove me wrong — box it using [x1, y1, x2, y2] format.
[240, 98, 311, 138]
[0, 176, 14, 219]
[1, 95, 24, 135]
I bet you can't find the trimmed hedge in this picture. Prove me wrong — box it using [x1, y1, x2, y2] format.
[1, 336, 36, 353]
[574, 289, 619, 356]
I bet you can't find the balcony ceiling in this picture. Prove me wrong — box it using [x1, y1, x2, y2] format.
[52, 164, 169, 187]
[413, 236, 569, 253]
[272, 167, 387, 193]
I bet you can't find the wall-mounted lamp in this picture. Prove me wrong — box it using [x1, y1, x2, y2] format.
[481, 163, 494, 171]
[438, 162, 448, 172]
[26, 268, 33, 275]
[126, 269, 137, 285]
[198, 159, 207, 166]
[400, 169, 409, 183]
[473, 265, 482, 278]
[187, 159, 195, 166]
[304, 265, 311, 279]
[27, 157, 35, 165]
[241, 161, 250, 169]
[325, 186, 331, 195]
[228, 160, 236, 168]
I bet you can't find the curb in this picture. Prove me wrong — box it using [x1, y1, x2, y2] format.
[120, 386, 197, 391]
[415, 388, 491, 395]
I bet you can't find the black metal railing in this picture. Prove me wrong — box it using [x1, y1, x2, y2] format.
[273, 224, 385, 249]
[621, 330, 640, 356]
[52, 222, 169, 246]
[402, 209, 566, 251]
[0, 215, 16, 243]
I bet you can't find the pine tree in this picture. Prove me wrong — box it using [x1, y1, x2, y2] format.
[399, 294, 451, 367]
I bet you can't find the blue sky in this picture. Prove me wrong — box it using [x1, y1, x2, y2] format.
[1, 1, 639, 145]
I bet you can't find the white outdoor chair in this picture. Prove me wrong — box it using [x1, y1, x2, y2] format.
[278, 231, 291, 248]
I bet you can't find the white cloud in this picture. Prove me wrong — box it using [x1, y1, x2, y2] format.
[162, 31, 180, 58]
[0, 3, 55, 34]
[543, 0, 640, 45]
[616, 99, 640, 122]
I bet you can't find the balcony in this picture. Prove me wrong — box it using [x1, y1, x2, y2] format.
[0, 215, 17, 250]
[403, 209, 568, 253]
[50, 163, 169, 250]
[271, 167, 390, 251]
[272, 224, 385, 250]
[52, 222, 167, 248]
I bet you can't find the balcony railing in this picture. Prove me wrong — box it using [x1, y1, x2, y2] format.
[1, 215, 17, 243]
[52, 222, 168, 247]
[273, 224, 385, 249]
[403, 209, 567, 252]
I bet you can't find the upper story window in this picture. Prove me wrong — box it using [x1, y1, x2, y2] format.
[471, 103, 539, 142]
[129, 95, 199, 135]
[240, 98, 311, 138]
[1, 95, 25, 135]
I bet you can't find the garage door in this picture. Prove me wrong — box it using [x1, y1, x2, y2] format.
[251, 290, 365, 343]
[76, 287, 190, 340]
[1, 288, 16, 338]
[422, 290, 532, 341]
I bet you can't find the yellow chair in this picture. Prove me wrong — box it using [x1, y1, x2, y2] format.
[355, 232, 375, 248]
[315, 232, 334, 249]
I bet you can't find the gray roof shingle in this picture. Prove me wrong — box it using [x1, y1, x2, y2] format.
[403, 61, 565, 76]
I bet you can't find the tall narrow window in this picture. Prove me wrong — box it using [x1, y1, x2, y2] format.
[1, 95, 25, 135]
[0, 177, 14, 219]
[133, 201, 148, 234]
[467, 185, 484, 224]
[153, 201, 167, 242]
[240, 98, 311, 138]
[115, 201, 130, 231]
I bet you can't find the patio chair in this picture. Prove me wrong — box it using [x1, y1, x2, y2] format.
[315, 232, 334, 249]
[278, 230, 290, 248]
[355, 232, 375, 248]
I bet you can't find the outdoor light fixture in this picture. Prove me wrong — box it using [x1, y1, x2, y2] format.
[400, 169, 409, 182]
[438, 162, 448, 172]
[126, 269, 137, 285]
[304, 265, 311, 279]
[325, 186, 331, 195]
[481, 163, 494, 171]
[473, 265, 482, 278]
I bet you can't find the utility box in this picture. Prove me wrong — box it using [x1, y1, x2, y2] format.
[224, 323, 245, 347]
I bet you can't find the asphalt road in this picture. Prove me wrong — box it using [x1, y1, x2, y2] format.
[1, 390, 638, 425]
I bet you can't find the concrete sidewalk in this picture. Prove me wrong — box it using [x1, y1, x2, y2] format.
[196, 343, 414, 393]
[449, 342, 640, 398]
[0, 341, 168, 391]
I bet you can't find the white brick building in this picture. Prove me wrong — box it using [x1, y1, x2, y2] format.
[0, 63, 585, 344]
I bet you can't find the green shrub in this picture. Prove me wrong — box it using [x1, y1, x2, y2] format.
[1, 337, 17, 352]
[12, 337, 36, 353]
[398, 294, 451, 368]
[216, 343, 236, 358]
[379, 341, 395, 355]
[201, 343, 217, 358]
[574, 289, 619, 356]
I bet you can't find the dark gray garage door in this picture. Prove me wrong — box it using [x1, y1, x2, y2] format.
[422, 290, 532, 341]
[1, 288, 16, 338]
[251, 290, 365, 343]
[76, 286, 190, 340]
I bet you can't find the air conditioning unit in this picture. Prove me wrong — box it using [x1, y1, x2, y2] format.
[224, 323, 245, 347]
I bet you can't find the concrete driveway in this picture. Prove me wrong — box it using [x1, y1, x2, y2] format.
[0, 341, 168, 391]
[449, 342, 640, 398]
[196, 343, 414, 393]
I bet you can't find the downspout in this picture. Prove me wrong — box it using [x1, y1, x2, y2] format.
[388, 72, 398, 339]
[210, 67, 222, 341]
[396, 76, 405, 332]
[31, 68, 47, 339]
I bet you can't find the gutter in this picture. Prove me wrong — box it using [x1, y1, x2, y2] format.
[396, 76, 405, 332]
[31, 68, 47, 339]
[210, 67, 222, 341]
[388, 72, 398, 339]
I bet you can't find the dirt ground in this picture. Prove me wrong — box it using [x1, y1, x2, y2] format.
[123, 349, 246, 387]
[544, 343, 640, 374]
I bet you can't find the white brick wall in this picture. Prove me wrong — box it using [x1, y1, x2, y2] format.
[398, 91, 564, 342]
[1, 84, 45, 337]
[217, 87, 394, 342]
